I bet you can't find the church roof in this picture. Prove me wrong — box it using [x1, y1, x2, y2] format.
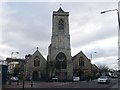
[26, 48, 47, 62]
[92, 64, 99, 69]
[72, 51, 90, 61]
[57, 7, 64, 13]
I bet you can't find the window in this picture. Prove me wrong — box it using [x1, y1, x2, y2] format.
[58, 19, 64, 32]
[56, 52, 67, 69]
[34, 56, 40, 67]
[79, 57, 84, 66]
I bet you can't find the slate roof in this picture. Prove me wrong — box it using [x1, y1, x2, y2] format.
[57, 7, 64, 12]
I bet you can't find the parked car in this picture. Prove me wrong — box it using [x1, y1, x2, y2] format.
[10, 77, 18, 82]
[51, 76, 58, 82]
[97, 76, 110, 84]
[73, 76, 80, 82]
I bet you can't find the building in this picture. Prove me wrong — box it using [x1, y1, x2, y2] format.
[6, 7, 99, 81]
[0, 60, 7, 65]
[91, 64, 99, 79]
[47, 7, 73, 81]
[0, 62, 8, 85]
[25, 49, 46, 81]
[6, 58, 25, 75]
[72, 51, 92, 80]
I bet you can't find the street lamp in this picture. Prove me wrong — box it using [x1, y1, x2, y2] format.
[90, 52, 97, 60]
[90, 52, 97, 80]
[10, 52, 19, 74]
[101, 9, 120, 70]
[8, 52, 19, 85]
[11, 52, 19, 59]
[101, 9, 120, 31]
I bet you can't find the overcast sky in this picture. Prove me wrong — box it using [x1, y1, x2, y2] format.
[0, 1, 119, 70]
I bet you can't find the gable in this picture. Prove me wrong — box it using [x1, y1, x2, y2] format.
[92, 64, 99, 70]
[26, 50, 47, 68]
[72, 51, 90, 62]
[32, 50, 46, 62]
[72, 51, 92, 70]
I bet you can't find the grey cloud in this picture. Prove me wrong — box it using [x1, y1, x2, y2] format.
[93, 47, 117, 58]
[71, 26, 117, 48]
[1, 2, 118, 69]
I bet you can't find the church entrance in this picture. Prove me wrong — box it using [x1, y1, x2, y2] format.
[55, 52, 67, 81]
[32, 71, 39, 81]
[59, 71, 67, 81]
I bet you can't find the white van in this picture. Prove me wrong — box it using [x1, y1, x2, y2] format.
[73, 76, 80, 82]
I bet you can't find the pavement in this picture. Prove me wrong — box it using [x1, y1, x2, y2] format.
[2, 78, 119, 89]
[110, 83, 119, 90]
[2, 81, 73, 88]
[111, 83, 118, 88]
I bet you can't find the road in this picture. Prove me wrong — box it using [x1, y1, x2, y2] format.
[2, 78, 119, 89]
[51, 78, 118, 88]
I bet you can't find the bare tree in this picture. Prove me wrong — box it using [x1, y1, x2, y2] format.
[97, 64, 109, 76]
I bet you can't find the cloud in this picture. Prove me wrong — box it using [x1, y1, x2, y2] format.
[0, 2, 118, 69]
[1, 2, 53, 58]
[94, 56, 118, 70]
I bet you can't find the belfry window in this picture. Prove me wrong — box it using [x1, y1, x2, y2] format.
[34, 56, 40, 67]
[58, 19, 64, 32]
[79, 57, 84, 66]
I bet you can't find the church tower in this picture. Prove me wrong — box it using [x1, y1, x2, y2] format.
[47, 7, 73, 81]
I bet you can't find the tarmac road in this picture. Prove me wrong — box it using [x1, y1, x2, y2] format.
[2, 78, 119, 89]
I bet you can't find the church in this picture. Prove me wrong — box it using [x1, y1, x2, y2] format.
[23, 7, 99, 81]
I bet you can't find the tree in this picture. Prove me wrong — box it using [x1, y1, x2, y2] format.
[97, 64, 109, 76]
[25, 54, 32, 59]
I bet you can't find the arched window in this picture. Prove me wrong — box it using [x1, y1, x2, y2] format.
[34, 56, 40, 67]
[58, 19, 64, 32]
[56, 52, 67, 69]
[79, 57, 84, 66]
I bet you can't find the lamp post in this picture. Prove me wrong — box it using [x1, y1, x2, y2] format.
[90, 52, 97, 80]
[90, 52, 97, 61]
[101, 9, 120, 70]
[8, 52, 19, 85]
[10, 52, 19, 74]
[101, 9, 120, 31]
[11, 52, 19, 59]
